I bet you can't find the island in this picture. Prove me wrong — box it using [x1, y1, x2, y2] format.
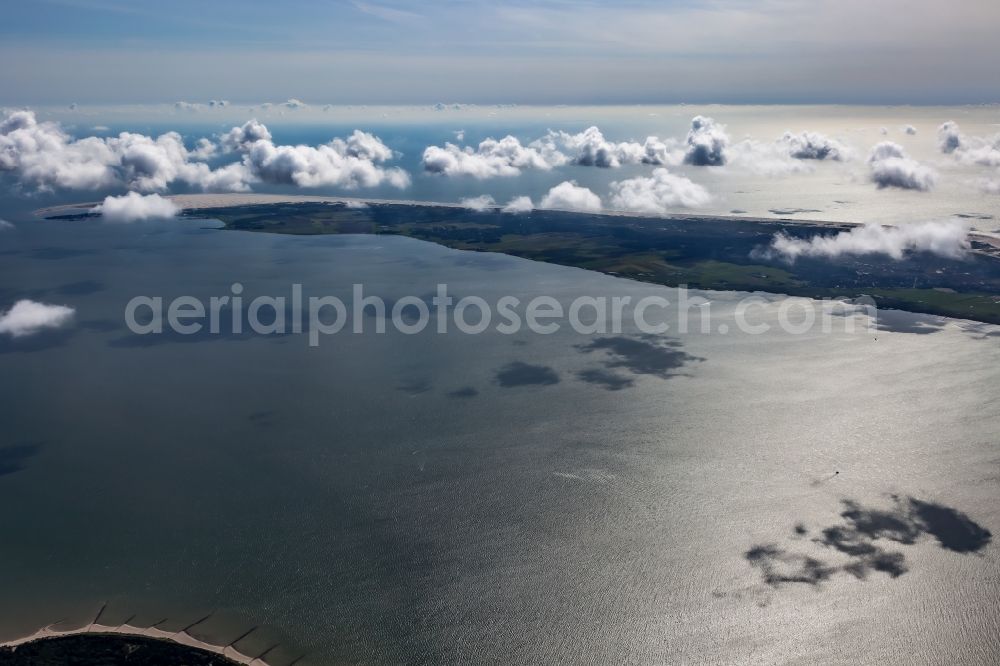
[41, 195, 1000, 325]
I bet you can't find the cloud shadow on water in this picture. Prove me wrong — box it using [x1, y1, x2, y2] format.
[574, 334, 702, 390]
[247, 410, 278, 429]
[875, 310, 949, 335]
[0, 328, 76, 354]
[397, 378, 433, 395]
[108, 304, 294, 348]
[28, 247, 100, 261]
[494, 362, 560, 388]
[79, 319, 123, 333]
[53, 280, 105, 297]
[576, 368, 634, 391]
[0, 317, 121, 354]
[960, 321, 1000, 340]
[745, 544, 835, 586]
[747, 495, 991, 588]
[0, 443, 41, 477]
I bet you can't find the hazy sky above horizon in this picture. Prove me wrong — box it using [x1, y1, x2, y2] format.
[2, 0, 999, 105]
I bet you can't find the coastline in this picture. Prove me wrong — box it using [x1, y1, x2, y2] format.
[30, 193, 1000, 325]
[0, 621, 271, 665]
[34, 192, 859, 229]
[34, 192, 1000, 253]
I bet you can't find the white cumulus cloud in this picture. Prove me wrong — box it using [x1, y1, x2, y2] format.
[243, 130, 409, 189]
[728, 140, 813, 176]
[221, 119, 273, 152]
[189, 138, 217, 160]
[501, 195, 533, 213]
[0, 110, 409, 194]
[0, 110, 245, 193]
[867, 141, 936, 191]
[93, 192, 179, 223]
[538, 126, 680, 168]
[459, 194, 496, 211]
[778, 131, 848, 161]
[683, 116, 729, 166]
[725, 130, 851, 176]
[609, 168, 711, 213]
[979, 176, 1000, 194]
[937, 121, 1000, 166]
[540, 181, 602, 212]
[758, 220, 970, 262]
[961, 144, 1000, 167]
[422, 136, 562, 178]
[1, 110, 118, 190]
[938, 121, 962, 154]
[0, 299, 75, 337]
[422, 125, 686, 177]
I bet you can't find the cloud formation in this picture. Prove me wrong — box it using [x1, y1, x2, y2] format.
[609, 168, 711, 213]
[981, 177, 1000, 194]
[422, 135, 561, 178]
[242, 127, 409, 188]
[460, 194, 534, 213]
[962, 144, 1000, 167]
[778, 131, 848, 161]
[221, 119, 272, 152]
[0, 110, 241, 192]
[176, 99, 229, 111]
[422, 124, 690, 177]
[421, 118, 847, 180]
[538, 126, 680, 168]
[190, 138, 217, 160]
[938, 121, 962, 154]
[0, 299, 75, 337]
[724, 129, 853, 176]
[540, 181, 602, 212]
[93, 192, 179, 223]
[867, 142, 936, 191]
[728, 140, 813, 176]
[683, 116, 729, 166]
[937, 121, 1000, 166]
[1, 110, 117, 190]
[501, 195, 533, 213]
[0, 219, 13, 230]
[0, 111, 410, 194]
[459, 194, 496, 211]
[902, 125, 917, 135]
[758, 220, 970, 262]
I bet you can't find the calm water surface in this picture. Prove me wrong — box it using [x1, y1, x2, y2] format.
[0, 214, 998, 664]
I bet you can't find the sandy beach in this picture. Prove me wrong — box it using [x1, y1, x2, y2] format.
[33, 192, 852, 227]
[0, 620, 271, 664]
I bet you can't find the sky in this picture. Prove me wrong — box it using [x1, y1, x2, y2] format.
[2, 0, 1000, 105]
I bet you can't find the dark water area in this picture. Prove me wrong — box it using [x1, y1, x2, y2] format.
[0, 215, 998, 664]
